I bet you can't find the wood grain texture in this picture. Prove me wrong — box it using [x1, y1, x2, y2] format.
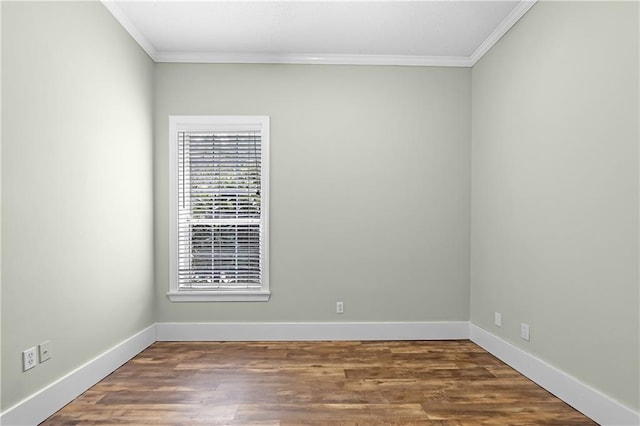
[42, 341, 596, 425]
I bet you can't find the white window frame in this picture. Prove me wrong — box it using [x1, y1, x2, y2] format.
[168, 115, 270, 302]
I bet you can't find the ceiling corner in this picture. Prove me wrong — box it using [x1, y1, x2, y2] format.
[102, 0, 158, 61]
[469, 0, 537, 66]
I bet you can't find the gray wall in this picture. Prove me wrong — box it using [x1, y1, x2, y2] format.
[470, 1, 639, 411]
[1, 1, 155, 410]
[155, 64, 471, 322]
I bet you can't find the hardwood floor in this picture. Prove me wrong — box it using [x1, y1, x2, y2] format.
[42, 340, 596, 425]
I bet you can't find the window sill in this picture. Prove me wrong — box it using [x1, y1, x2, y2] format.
[167, 290, 271, 302]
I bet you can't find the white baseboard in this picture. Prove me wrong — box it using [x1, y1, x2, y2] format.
[0, 324, 156, 426]
[469, 323, 640, 426]
[4, 322, 636, 426]
[156, 321, 470, 341]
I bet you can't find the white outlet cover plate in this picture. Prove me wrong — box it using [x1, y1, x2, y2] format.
[23, 347, 37, 371]
[521, 323, 530, 341]
[39, 341, 51, 363]
[494, 312, 501, 327]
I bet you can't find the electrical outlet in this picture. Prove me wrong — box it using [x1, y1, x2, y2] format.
[494, 312, 502, 327]
[520, 323, 530, 341]
[23, 347, 37, 371]
[39, 341, 51, 363]
[336, 301, 344, 314]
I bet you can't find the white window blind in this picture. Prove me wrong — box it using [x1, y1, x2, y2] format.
[169, 116, 270, 302]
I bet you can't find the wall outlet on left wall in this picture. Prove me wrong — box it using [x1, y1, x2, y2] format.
[23, 347, 37, 371]
[39, 341, 52, 363]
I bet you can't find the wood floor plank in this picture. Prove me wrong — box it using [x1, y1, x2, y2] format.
[41, 340, 597, 425]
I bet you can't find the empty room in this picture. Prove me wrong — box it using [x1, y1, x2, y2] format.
[1, 0, 638, 425]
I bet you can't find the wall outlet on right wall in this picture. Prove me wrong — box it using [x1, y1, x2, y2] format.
[494, 312, 501, 327]
[520, 323, 530, 341]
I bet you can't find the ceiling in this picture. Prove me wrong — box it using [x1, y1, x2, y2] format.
[103, 1, 537, 67]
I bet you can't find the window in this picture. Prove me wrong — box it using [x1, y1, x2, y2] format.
[168, 116, 270, 301]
